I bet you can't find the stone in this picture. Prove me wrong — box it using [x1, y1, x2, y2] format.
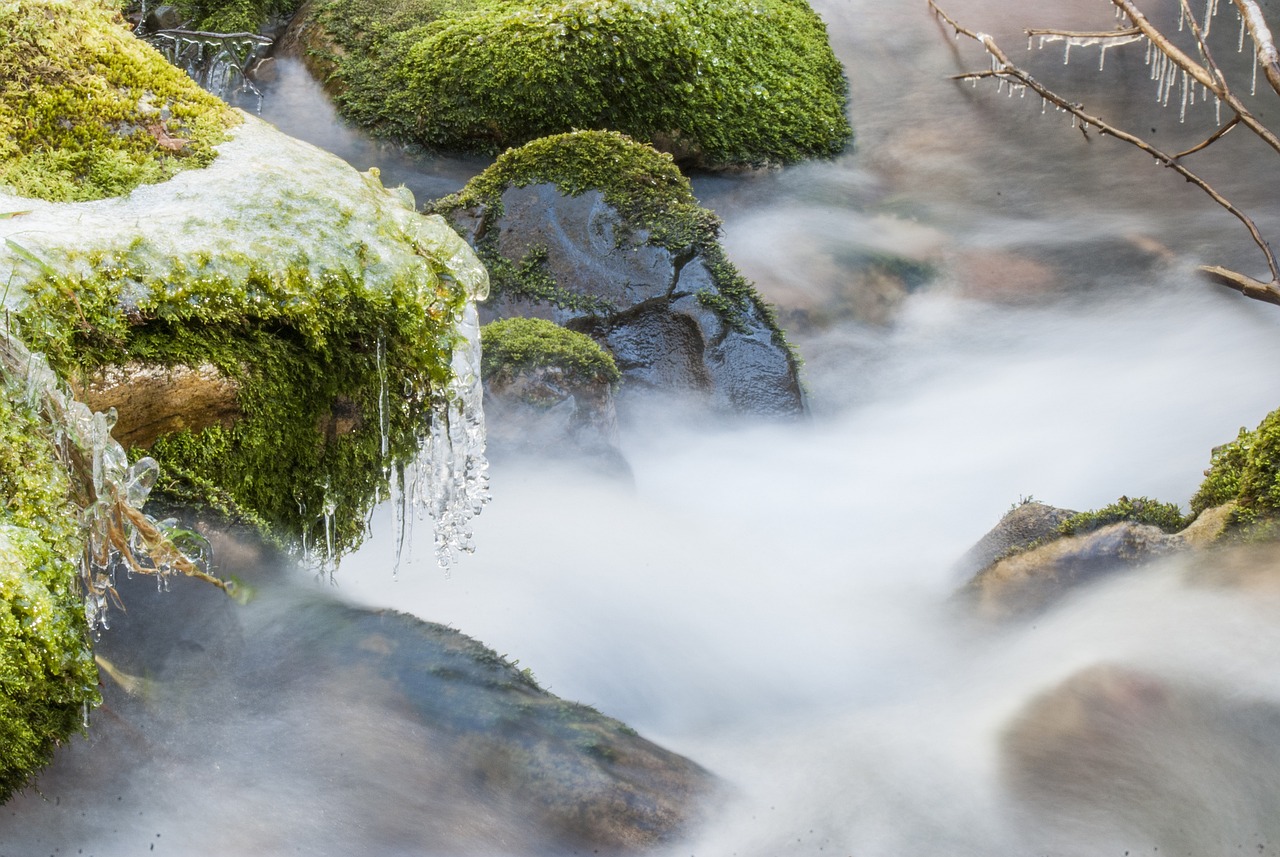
[952, 500, 1079, 581]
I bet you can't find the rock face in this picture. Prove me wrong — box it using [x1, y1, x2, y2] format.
[1001, 664, 1280, 854]
[282, 0, 851, 169]
[438, 131, 805, 417]
[960, 522, 1185, 620]
[952, 500, 1079, 581]
[0, 555, 718, 853]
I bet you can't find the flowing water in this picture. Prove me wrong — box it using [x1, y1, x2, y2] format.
[7, 0, 1280, 854]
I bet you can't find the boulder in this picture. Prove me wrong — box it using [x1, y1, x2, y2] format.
[281, 0, 851, 169]
[952, 500, 1078, 581]
[0, 554, 718, 853]
[1001, 663, 1280, 853]
[437, 131, 805, 417]
[960, 522, 1185, 620]
[481, 317, 629, 475]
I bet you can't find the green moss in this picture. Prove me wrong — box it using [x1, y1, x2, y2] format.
[481, 317, 620, 386]
[435, 130, 780, 340]
[16, 252, 467, 557]
[1057, 496, 1189, 537]
[152, 0, 304, 32]
[307, 0, 851, 168]
[0, 0, 236, 203]
[0, 387, 100, 803]
[1190, 408, 1280, 533]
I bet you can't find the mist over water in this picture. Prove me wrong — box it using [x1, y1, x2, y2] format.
[8, 0, 1280, 854]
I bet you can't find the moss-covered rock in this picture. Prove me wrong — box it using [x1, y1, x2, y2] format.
[481, 317, 620, 388]
[0, 0, 237, 202]
[1191, 407, 1280, 536]
[289, 0, 851, 169]
[0, 379, 100, 802]
[437, 130, 804, 415]
[3, 113, 487, 558]
[144, 0, 304, 33]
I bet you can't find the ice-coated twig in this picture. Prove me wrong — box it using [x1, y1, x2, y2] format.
[1233, 0, 1280, 98]
[927, 0, 1280, 302]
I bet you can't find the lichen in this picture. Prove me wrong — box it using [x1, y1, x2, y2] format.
[0, 0, 236, 202]
[304, 0, 851, 168]
[1191, 408, 1280, 534]
[481, 317, 620, 386]
[0, 384, 100, 803]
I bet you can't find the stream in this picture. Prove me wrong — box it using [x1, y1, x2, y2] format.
[6, 0, 1280, 854]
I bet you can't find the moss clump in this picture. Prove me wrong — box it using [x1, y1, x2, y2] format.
[306, 0, 851, 168]
[0, 387, 101, 802]
[150, 0, 304, 32]
[1057, 496, 1189, 538]
[16, 252, 467, 557]
[436, 130, 784, 340]
[0, 0, 236, 202]
[1191, 408, 1280, 532]
[481, 317, 620, 386]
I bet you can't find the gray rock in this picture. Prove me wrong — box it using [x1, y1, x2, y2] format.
[953, 500, 1079, 580]
[960, 522, 1185, 620]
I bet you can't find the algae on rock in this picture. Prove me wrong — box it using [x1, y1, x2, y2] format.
[289, 0, 851, 169]
[0, 0, 236, 202]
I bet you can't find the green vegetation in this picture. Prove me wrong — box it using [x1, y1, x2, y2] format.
[16, 250, 468, 556]
[0, 0, 236, 202]
[305, 0, 851, 168]
[1191, 407, 1280, 531]
[481, 317, 620, 386]
[0, 386, 100, 802]
[435, 130, 786, 340]
[151, 0, 304, 32]
[1057, 496, 1189, 537]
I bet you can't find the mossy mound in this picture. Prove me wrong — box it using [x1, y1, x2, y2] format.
[153, 0, 304, 32]
[1058, 496, 1189, 538]
[481, 317, 620, 386]
[0, 0, 236, 202]
[1191, 407, 1280, 535]
[3, 115, 487, 558]
[0, 384, 100, 802]
[298, 0, 851, 168]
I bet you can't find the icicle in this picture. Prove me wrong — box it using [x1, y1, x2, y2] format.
[1215, 94, 1222, 124]
[1253, 54, 1260, 95]
[376, 334, 388, 459]
[1203, 0, 1219, 38]
[1180, 69, 1189, 122]
[1179, 2, 1187, 31]
[1240, 10, 1247, 52]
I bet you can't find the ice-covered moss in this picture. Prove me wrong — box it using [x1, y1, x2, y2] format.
[0, 386, 100, 803]
[0, 0, 236, 202]
[304, 0, 851, 168]
[481, 317, 620, 386]
[3, 116, 488, 559]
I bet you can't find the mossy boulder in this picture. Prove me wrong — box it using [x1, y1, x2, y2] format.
[286, 0, 851, 169]
[0, 374, 100, 802]
[437, 130, 805, 416]
[0, 0, 237, 202]
[480, 317, 627, 472]
[140, 0, 304, 33]
[1190, 406, 1280, 538]
[2, 112, 488, 558]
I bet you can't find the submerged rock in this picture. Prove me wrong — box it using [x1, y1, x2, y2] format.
[0, 556, 718, 853]
[282, 0, 850, 169]
[437, 131, 805, 417]
[1001, 663, 1280, 854]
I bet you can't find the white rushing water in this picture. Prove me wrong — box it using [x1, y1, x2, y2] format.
[7, 0, 1280, 854]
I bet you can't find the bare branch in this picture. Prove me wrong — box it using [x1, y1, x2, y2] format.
[1234, 0, 1280, 99]
[928, 0, 1280, 292]
[1201, 265, 1280, 305]
[1174, 115, 1241, 159]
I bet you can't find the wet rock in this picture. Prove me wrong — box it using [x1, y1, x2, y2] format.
[143, 4, 183, 32]
[437, 131, 805, 418]
[3, 556, 717, 854]
[952, 500, 1078, 581]
[960, 522, 1185, 620]
[1001, 663, 1280, 854]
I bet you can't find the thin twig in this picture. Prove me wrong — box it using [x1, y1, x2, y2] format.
[928, 0, 1280, 292]
[1174, 115, 1241, 158]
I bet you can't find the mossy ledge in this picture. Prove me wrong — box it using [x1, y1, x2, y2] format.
[0, 0, 237, 202]
[294, 0, 851, 169]
[1190, 406, 1280, 538]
